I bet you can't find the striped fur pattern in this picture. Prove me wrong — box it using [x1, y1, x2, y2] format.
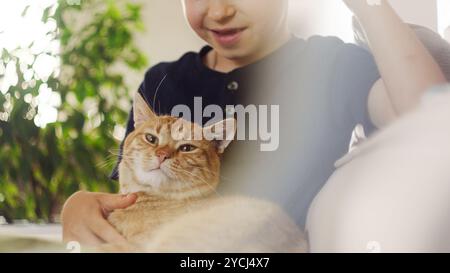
[106, 92, 307, 252]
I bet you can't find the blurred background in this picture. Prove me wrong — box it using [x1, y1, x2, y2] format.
[0, 0, 449, 228]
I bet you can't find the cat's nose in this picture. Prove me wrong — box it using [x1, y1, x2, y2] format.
[156, 149, 172, 164]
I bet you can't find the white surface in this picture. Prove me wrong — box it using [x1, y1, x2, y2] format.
[0, 224, 62, 242]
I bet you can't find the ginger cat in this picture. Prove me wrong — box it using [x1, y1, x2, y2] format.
[107, 92, 307, 252]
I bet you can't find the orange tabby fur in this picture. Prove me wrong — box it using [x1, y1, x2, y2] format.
[106, 92, 307, 252]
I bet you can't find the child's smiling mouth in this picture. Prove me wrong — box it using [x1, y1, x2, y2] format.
[209, 27, 247, 47]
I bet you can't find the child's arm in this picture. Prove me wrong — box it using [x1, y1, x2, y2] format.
[343, 0, 447, 128]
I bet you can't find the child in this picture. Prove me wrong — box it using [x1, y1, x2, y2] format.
[61, 0, 446, 247]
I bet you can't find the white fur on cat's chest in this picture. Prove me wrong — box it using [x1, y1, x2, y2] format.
[134, 167, 166, 188]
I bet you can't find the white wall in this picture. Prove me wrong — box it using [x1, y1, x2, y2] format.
[135, 0, 204, 65]
[288, 0, 354, 41]
[390, 0, 438, 30]
[289, 0, 439, 42]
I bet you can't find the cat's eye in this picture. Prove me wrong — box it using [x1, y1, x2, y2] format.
[178, 144, 197, 153]
[144, 134, 158, 145]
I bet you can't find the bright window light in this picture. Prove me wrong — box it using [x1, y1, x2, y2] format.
[438, 0, 450, 37]
[0, 0, 60, 128]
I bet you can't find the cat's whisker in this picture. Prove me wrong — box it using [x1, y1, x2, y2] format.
[107, 149, 120, 154]
[183, 164, 234, 184]
[102, 155, 120, 163]
[169, 167, 222, 197]
[169, 166, 212, 185]
[98, 155, 143, 170]
[193, 165, 234, 183]
[108, 154, 231, 184]
[108, 151, 123, 157]
[97, 156, 122, 169]
[115, 154, 144, 161]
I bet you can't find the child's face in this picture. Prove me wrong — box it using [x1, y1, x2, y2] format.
[182, 0, 290, 61]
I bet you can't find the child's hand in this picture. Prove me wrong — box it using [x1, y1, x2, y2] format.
[61, 191, 137, 246]
[340, 0, 447, 127]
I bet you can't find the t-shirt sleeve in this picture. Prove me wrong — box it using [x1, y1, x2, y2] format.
[330, 43, 381, 137]
[109, 65, 165, 181]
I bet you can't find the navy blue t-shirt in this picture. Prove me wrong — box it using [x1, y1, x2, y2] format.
[110, 36, 380, 228]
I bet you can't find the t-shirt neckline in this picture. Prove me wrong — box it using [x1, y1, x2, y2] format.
[195, 36, 303, 77]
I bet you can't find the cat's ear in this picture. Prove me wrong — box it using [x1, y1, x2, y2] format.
[203, 118, 236, 154]
[133, 91, 156, 128]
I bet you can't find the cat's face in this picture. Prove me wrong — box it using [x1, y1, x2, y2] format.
[119, 92, 235, 196]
